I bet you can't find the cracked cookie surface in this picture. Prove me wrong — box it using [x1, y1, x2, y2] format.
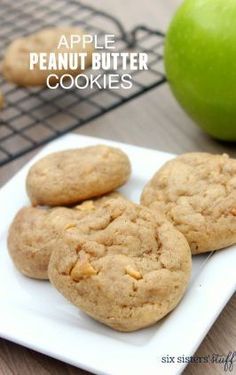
[7, 192, 123, 279]
[48, 199, 191, 331]
[26, 145, 131, 206]
[3, 27, 93, 86]
[141, 152, 236, 254]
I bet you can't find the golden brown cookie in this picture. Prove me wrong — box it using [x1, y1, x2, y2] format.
[7, 206, 83, 279]
[2, 27, 93, 86]
[7, 192, 124, 279]
[141, 152, 236, 254]
[26, 145, 131, 206]
[48, 198, 191, 332]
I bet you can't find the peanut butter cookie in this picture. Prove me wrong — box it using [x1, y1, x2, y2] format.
[48, 198, 191, 331]
[26, 145, 131, 206]
[8, 192, 123, 279]
[141, 153, 236, 254]
[2, 27, 93, 86]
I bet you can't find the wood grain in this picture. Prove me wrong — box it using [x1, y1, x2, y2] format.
[0, 1, 235, 374]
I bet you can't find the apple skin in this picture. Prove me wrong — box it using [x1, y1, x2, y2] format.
[164, 0, 236, 141]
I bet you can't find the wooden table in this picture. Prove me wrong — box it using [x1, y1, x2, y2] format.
[0, 1, 235, 374]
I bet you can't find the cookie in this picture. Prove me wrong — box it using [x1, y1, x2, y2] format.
[48, 198, 191, 331]
[141, 152, 236, 254]
[7, 192, 124, 279]
[7, 206, 81, 279]
[26, 145, 131, 206]
[2, 27, 93, 86]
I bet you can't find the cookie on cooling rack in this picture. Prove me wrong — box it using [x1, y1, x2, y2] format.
[2, 27, 94, 86]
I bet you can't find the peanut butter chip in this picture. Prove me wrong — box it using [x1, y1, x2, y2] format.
[64, 223, 77, 230]
[231, 208, 236, 216]
[125, 265, 142, 280]
[75, 201, 95, 211]
[71, 259, 97, 281]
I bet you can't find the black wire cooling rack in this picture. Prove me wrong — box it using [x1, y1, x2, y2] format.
[0, 0, 166, 167]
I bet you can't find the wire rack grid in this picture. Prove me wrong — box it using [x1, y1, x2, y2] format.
[0, 0, 166, 167]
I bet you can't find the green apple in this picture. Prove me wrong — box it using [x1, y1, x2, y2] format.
[164, 0, 236, 141]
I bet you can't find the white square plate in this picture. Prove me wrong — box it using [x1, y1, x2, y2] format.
[0, 134, 235, 375]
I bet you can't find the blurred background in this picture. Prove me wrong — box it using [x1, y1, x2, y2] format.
[1, 0, 235, 185]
